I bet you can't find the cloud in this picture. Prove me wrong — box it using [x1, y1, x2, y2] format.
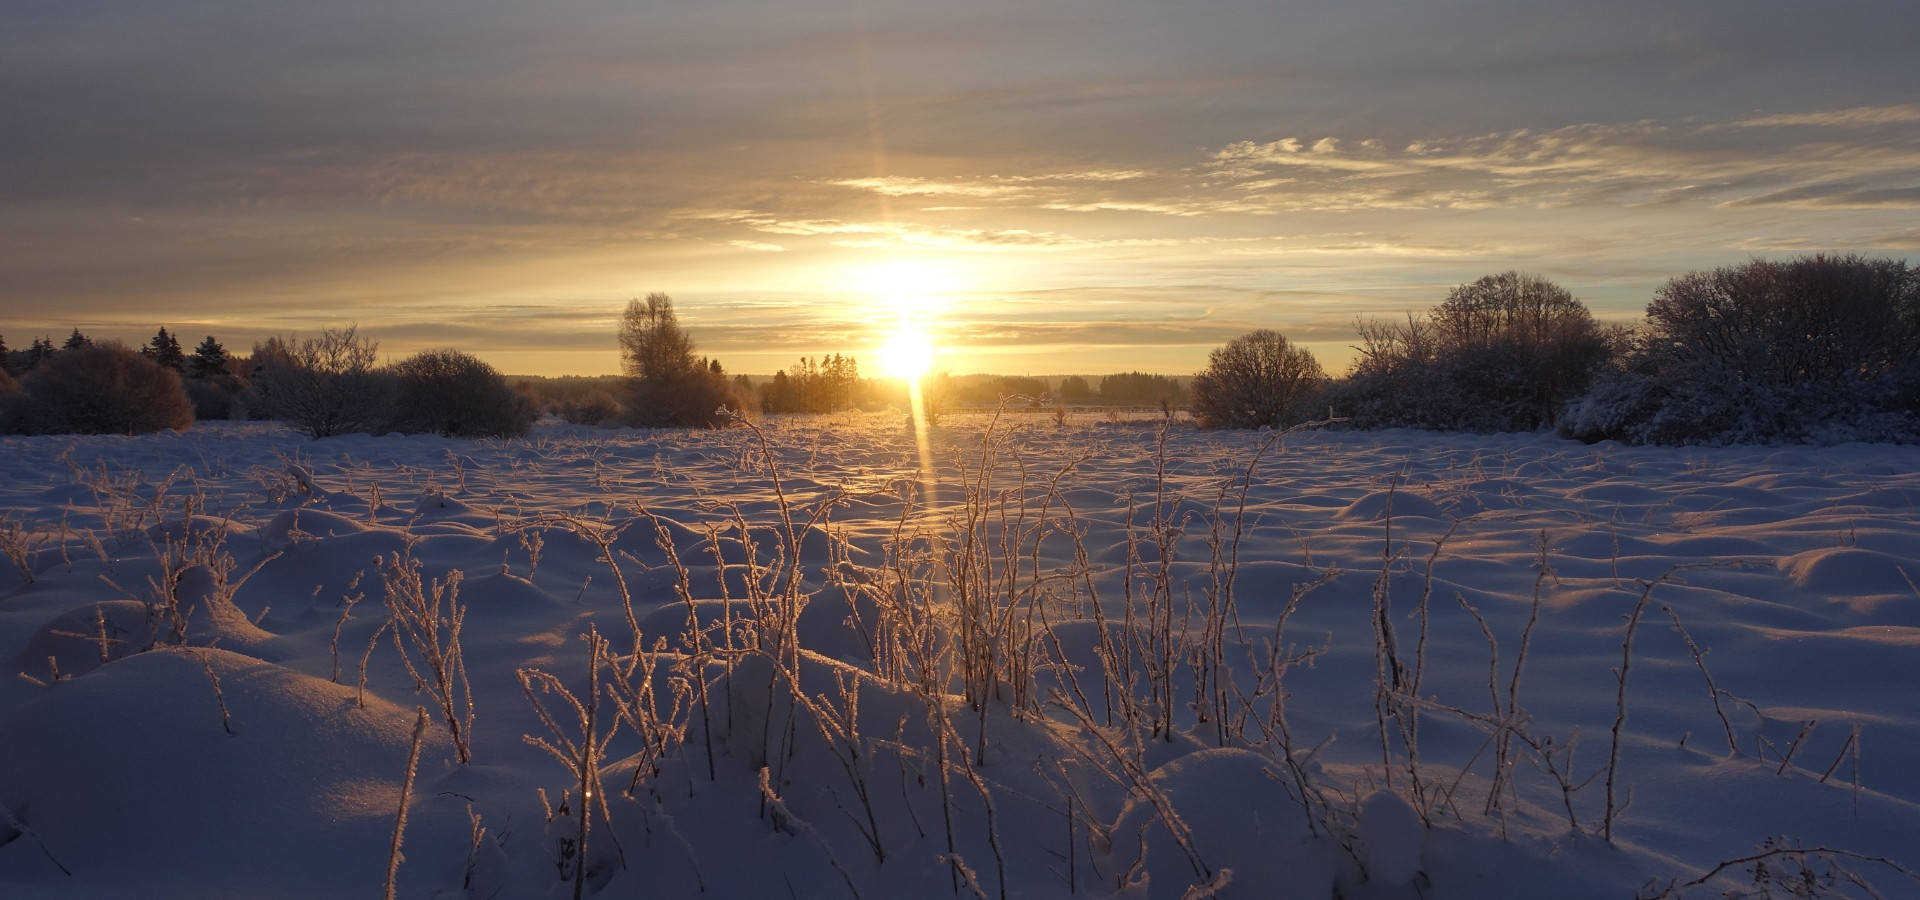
[1731, 105, 1920, 128]
[1720, 182, 1920, 209]
[1198, 110, 1920, 213]
[727, 240, 788, 252]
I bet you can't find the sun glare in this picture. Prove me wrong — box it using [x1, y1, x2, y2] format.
[857, 258, 947, 383]
[879, 327, 935, 381]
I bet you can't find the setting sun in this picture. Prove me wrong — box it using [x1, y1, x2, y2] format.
[878, 326, 935, 381]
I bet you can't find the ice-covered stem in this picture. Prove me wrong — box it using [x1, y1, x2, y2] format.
[385, 707, 429, 900]
[329, 570, 364, 683]
[0, 512, 43, 586]
[543, 513, 641, 657]
[1606, 568, 1682, 842]
[1662, 603, 1740, 758]
[603, 636, 692, 795]
[1485, 532, 1549, 823]
[1678, 842, 1920, 894]
[193, 648, 234, 736]
[1051, 688, 1211, 882]
[520, 626, 625, 898]
[378, 551, 474, 764]
[758, 766, 865, 900]
[1369, 476, 1407, 784]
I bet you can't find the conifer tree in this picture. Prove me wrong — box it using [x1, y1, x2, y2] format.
[146, 327, 186, 371]
[0, 334, 10, 375]
[189, 335, 231, 378]
[63, 328, 93, 350]
[28, 337, 54, 369]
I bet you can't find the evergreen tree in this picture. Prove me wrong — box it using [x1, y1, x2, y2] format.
[0, 334, 9, 375]
[28, 337, 54, 369]
[145, 327, 186, 371]
[189, 335, 230, 378]
[63, 328, 93, 350]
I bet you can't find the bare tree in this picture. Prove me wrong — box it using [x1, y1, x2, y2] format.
[616, 293, 741, 427]
[1190, 329, 1326, 429]
[619, 293, 697, 383]
[250, 325, 389, 438]
[1336, 272, 1608, 431]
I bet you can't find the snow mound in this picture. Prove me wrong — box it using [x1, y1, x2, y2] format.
[1357, 789, 1424, 887]
[1781, 546, 1920, 597]
[1338, 489, 1448, 522]
[0, 647, 437, 896]
[1110, 748, 1333, 900]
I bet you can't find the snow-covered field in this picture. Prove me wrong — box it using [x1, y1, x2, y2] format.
[2, 414, 1918, 899]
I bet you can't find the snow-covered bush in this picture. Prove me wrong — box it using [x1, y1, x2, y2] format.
[385, 349, 537, 439]
[2, 342, 193, 434]
[1560, 255, 1920, 445]
[1336, 272, 1611, 432]
[1189, 329, 1326, 429]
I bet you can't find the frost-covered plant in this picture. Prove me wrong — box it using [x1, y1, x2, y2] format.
[0, 512, 43, 586]
[520, 626, 623, 899]
[378, 551, 475, 764]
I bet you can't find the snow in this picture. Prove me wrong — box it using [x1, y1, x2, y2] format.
[1, 415, 1918, 899]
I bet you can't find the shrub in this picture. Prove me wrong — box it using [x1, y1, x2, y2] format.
[184, 373, 249, 421]
[1561, 255, 1920, 445]
[1190, 329, 1326, 429]
[556, 389, 622, 425]
[386, 349, 537, 438]
[0, 368, 21, 426]
[248, 326, 391, 438]
[1337, 272, 1609, 432]
[625, 369, 745, 429]
[4, 342, 194, 434]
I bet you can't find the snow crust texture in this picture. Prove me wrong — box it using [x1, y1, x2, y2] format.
[1, 416, 1918, 899]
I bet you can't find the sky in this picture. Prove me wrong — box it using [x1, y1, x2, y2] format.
[4, 0, 1918, 377]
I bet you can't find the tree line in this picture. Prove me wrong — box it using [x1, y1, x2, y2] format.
[5, 253, 1914, 444]
[1188, 254, 1920, 445]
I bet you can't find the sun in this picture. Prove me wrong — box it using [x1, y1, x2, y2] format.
[879, 326, 935, 381]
